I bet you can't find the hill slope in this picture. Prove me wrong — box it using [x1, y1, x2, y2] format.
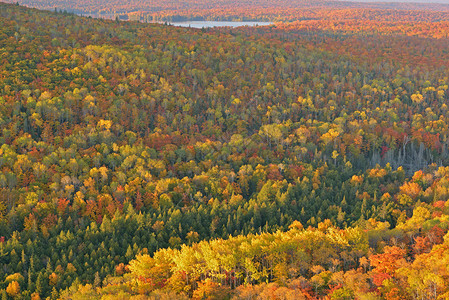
[5, 0, 449, 21]
[1, 2, 449, 299]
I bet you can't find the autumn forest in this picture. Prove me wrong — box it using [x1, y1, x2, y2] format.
[1, 0, 449, 299]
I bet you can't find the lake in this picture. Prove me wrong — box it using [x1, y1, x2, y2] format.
[79, 14, 273, 28]
[165, 21, 273, 28]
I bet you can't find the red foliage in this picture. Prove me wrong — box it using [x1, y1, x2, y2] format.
[370, 246, 406, 286]
[57, 198, 70, 215]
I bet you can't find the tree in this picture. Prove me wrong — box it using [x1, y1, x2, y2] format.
[192, 279, 231, 300]
[6, 281, 20, 297]
[369, 246, 406, 287]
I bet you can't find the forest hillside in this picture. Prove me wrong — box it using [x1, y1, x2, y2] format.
[6, 0, 449, 21]
[1, 1, 449, 299]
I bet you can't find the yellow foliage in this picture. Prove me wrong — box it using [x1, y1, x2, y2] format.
[97, 119, 113, 130]
[397, 206, 431, 230]
[6, 281, 20, 297]
[288, 220, 304, 231]
[351, 175, 363, 184]
[368, 168, 387, 178]
[411, 93, 424, 104]
[399, 181, 422, 199]
[5, 273, 24, 283]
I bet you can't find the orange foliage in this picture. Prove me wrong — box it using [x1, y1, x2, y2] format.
[369, 246, 406, 286]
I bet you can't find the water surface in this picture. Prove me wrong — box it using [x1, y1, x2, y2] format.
[167, 21, 273, 28]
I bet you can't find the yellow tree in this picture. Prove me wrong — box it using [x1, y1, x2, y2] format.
[6, 281, 20, 297]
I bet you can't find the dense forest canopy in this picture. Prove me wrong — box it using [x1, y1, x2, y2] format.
[1, 1, 449, 299]
[5, 0, 449, 21]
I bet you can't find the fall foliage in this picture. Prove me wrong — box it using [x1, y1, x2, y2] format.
[1, 1, 449, 298]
